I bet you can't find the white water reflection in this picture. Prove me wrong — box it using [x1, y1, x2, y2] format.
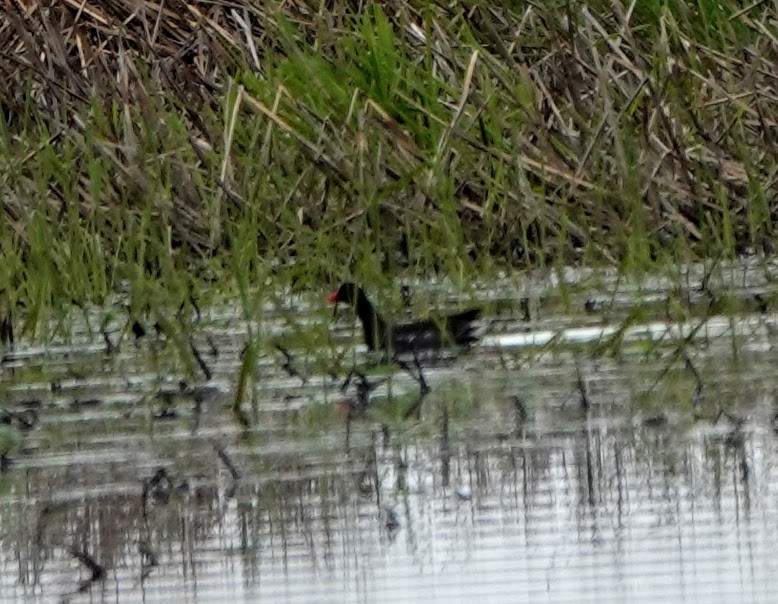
[0, 264, 778, 602]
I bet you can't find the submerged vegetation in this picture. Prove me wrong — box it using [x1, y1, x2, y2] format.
[1, 0, 777, 337]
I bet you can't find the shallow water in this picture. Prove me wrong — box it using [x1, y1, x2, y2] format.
[2, 263, 778, 602]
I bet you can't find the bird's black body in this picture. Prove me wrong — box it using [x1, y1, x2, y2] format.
[329, 283, 481, 354]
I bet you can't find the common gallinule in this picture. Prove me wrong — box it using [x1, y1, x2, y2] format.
[328, 283, 482, 354]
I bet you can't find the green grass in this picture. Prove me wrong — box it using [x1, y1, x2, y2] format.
[0, 0, 776, 342]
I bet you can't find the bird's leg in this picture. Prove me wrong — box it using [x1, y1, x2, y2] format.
[340, 366, 356, 392]
[403, 378, 430, 420]
[410, 347, 430, 395]
[395, 359, 417, 388]
[396, 348, 430, 419]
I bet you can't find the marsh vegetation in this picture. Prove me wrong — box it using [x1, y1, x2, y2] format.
[1, 1, 776, 341]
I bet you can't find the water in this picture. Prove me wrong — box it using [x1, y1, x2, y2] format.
[2, 263, 778, 602]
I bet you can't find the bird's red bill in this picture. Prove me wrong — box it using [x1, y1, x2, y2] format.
[327, 291, 339, 303]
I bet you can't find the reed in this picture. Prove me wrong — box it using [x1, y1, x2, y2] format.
[0, 1, 775, 337]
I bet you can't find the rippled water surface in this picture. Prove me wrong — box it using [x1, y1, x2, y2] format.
[3, 264, 778, 602]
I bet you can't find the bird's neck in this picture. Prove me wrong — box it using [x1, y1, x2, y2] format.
[355, 292, 386, 350]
